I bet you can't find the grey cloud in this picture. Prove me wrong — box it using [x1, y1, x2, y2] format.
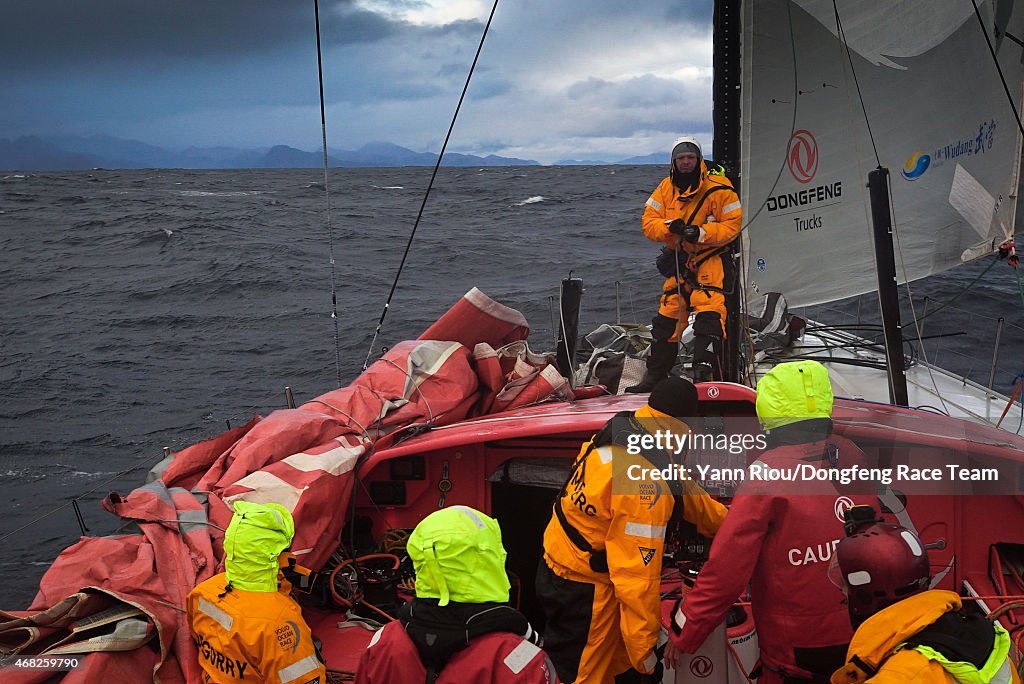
[1, 0, 720, 160]
[567, 74, 706, 108]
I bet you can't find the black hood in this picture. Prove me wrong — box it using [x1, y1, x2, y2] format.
[399, 598, 537, 674]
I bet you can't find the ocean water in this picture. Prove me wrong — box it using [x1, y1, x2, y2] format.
[1, 166, 1021, 608]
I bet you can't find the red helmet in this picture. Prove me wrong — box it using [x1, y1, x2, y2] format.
[829, 518, 931, 621]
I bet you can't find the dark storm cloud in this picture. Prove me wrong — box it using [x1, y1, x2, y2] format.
[0, 0, 395, 70]
[1, 0, 719, 161]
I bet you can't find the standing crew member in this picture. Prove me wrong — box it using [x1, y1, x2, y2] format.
[537, 377, 728, 683]
[626, 135, 741, 391]
[665, 360, 875, 683]
[830, 506, 1019, 683]
[187, 501, 326, 684]
[357, 505, 557, 683]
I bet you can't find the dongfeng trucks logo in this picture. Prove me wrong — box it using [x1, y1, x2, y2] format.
[787, 130, 819, 184]
[834, 496, 855, 522]
[901, 151, 931, 180]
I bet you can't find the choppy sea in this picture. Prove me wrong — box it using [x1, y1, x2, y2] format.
[1, 165, 1022, 608]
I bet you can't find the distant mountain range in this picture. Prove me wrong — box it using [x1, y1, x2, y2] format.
[0, 135, 664, 171]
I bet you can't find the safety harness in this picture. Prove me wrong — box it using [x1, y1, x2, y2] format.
[553, 411, 683, 574]
[660, 181, 739, 303]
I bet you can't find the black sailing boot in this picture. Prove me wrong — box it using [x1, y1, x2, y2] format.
[624, 340, 678, 393]
[691, 311, 723, 382]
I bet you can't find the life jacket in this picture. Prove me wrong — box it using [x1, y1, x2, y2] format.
[903, 608, 1016, 683]
[832, 590, 1018, 684]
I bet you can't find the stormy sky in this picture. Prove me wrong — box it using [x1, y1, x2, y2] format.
[2, 0, 715, 164]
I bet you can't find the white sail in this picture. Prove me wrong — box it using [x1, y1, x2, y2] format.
[741, 0, 1023, 307]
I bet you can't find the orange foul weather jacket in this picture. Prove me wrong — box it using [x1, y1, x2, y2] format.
[831, 590, 1019, 684]
[188, 573, 327, 684]
[642, 160, 741, 340]
[540, 406, 727, 682]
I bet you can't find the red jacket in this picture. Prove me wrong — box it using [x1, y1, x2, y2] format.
[671, 434, 874, 677]
[356, 620, 559, 684]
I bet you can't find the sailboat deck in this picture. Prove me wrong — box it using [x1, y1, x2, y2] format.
[755, 324, 1024, 436]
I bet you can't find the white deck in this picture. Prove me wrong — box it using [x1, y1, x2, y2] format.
[752, 325, 1024, 436]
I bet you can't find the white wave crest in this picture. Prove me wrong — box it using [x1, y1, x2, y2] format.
[516, 195, 545, 206]
[179, 190, 266, 197]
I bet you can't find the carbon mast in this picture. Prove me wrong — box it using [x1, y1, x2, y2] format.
[712, 0, 743, 383]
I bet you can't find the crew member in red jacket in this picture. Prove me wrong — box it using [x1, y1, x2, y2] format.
[664, 360, 875, 683]
[356, 505, 557, 684]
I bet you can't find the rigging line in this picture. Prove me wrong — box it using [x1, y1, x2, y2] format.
[884, 169, 954, 415]
[831, 1, 881, 167]
[971, 0, 1024, 138]
[829, 4, 942, 409]
[913, 255, 1000, 324]
[313, 0, 342, 388]
[361, 0, 501, 372]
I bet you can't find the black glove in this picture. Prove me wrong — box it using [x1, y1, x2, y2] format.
[668, 219, 700, 242]
[640, 662, 664, 683]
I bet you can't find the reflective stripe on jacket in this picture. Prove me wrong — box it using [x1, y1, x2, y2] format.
[187, 572, 326, 684]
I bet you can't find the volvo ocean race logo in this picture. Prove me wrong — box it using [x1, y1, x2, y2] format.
[787, 130, 819, 184]
[766, 130, 842, 214]
[901, 151, 930, 180]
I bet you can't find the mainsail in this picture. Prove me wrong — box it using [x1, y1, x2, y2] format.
[741, 0, 1023, 307]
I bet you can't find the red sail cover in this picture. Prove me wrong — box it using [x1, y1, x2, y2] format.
[0, 290, 571, 683]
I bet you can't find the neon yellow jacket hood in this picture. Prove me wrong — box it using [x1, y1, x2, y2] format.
[223, 500, 295, 593]
[756, 360, 834, 431]
[407, 505, 510, 606]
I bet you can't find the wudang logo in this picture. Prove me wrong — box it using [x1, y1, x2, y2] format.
[900, 151, 930, 181]
[906, 119, 998, 180]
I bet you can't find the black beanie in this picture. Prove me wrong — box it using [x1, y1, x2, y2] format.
[647, 377, 699, 418]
